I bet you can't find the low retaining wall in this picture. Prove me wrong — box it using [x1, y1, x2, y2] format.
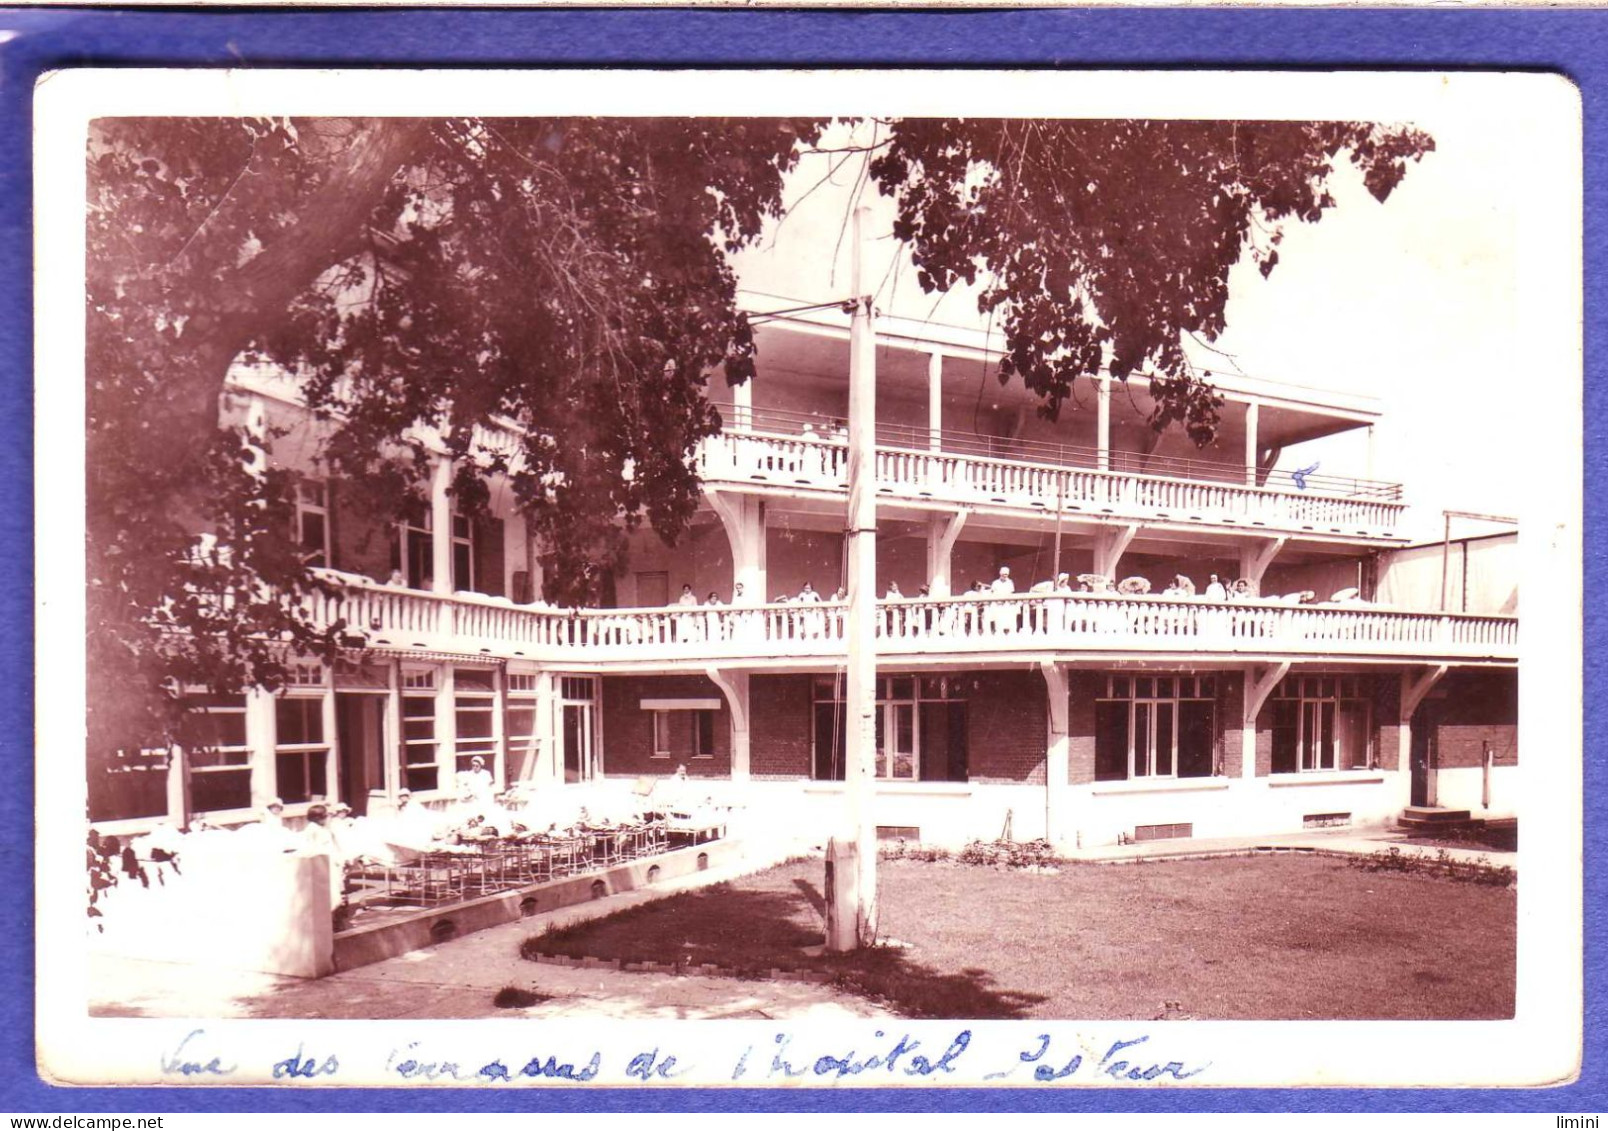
[89, 851, 335, 979]
[333, 838, 742, 973]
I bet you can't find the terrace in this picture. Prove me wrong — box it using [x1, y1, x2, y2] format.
[312, 579, 1517, 671]
[697, 409, 1405, 542]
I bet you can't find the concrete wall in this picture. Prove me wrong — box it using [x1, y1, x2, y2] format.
[89, 849, 334, 978]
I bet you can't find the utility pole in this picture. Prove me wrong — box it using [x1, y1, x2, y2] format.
[827, 204, 879, 951]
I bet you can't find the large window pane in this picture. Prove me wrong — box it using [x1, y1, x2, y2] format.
[1095, 701, 1130, 781]
[191, 768, 251, 813]
[1270, 700, 1299, 774]
[1338, 699, 1371, 769]
[1134, 704, 1152, 777]
[1178, 700, 1215, 778]
[813, 702, 846, 781]
[1155, 702, 1174, 777]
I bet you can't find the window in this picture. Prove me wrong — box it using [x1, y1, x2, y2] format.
[651, 711, 673, 758]
[642, 700, 719, 760]
[559, 676, 599, 783]
[1095, 674, 1216, 782]
[812, 674, 968, 783]
[400, 667, 439, 791]
[453, 668, 498, 777]
[451, 514, 475, 592]
[505, 671, 540, 782]
[692, 710, 716, 760]
[186, 694, 252, 813]
[275, 695, 328, 804]
[293, 480, 329, 568]
[393, 506, 433, 590]
[1270, 675, 1373, 773]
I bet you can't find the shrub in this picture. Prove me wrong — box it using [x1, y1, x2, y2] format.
[1347, 846, 1515, 887]
[879, 839, 951, 863]
[493, 986, 551, 1009]
[955, 838, 1060, 870]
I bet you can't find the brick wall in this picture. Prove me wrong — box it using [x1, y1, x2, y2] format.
[600, 674, 730, 779]
[1430, 669, 1518, 770]
[1374, 674, 1402, 771]
[969, 670, 1047, 784]
[751, 674, 813, 779]
[1068, 669, 1098, 786]
[1219, 671, 1245, 777]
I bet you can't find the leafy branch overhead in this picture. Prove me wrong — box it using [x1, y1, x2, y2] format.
[85, 114, 1430, 751]
[870, 120, 1433, 443]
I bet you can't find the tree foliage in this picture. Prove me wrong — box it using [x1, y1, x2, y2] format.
[85, 113, 1430, 756]
[871, 119, 1433, 441]
[87, 115, 823, 752]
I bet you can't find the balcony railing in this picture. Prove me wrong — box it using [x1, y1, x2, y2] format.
[708, 402, 1403, 499]
[309, 581, 1517, 666]
[696, 421, 1406, 537]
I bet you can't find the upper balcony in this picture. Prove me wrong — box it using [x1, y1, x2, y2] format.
[310, 578, 1516, 672]
[714, 297, 1407, 546]
[697, 406, 1406, 544]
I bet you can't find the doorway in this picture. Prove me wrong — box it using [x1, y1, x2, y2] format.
[1410, 702, 1437, 807]
[336, 693, 387, 816]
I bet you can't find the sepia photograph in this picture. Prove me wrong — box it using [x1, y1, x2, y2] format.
[33, 67, 1580, 1090]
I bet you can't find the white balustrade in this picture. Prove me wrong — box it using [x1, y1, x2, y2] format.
[305, 577, 1515, 667]
[698, 428, 1405, 534]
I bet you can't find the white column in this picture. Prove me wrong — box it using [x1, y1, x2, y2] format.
[429, 454, 454, 595]
[383, 660, 403, 798]
[1041, 662, 1070, 850]
[247, 687, 278, 808]
[924, 510, 968, 599]
[492, 669, 508, 790]
[1096, 375, 1111, 472]
[1244, 401, 1260, 487]
[167, 744, 190, 826]
[927, 350, 944, 452]
[1365, 424, 1377, 482]
[710, 491, 767, 604]
[707, 667, 751, 782]
[732, 376, 753, 433]
[437, 666, 457, 795]
[533, 672, 558, 786]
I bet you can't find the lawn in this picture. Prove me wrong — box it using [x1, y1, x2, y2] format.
[525, 855, 1515, 1020]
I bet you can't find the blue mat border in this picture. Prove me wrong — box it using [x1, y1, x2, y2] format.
[1, 5, 1598, 1115]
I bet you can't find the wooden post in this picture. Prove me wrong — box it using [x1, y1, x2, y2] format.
[1244, 401, 1260, 488]
[829, 203, 880, 951]
[1096, 375, 1111, 472]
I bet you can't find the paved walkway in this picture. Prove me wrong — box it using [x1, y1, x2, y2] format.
[89, 825, 1510, 1022]
[91, 839, 894, 1022]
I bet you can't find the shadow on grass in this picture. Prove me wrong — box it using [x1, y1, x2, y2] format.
[522, 881, 1047, 1020]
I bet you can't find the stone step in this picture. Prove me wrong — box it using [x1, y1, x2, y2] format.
[1399, 806, 1473, 828]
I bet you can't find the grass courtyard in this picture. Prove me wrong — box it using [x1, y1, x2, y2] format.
[525, 854, 1515, 1020]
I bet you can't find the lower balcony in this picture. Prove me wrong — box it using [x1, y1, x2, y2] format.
[310, 580, 1518, 670]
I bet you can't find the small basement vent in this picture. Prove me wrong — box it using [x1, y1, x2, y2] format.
[1133, 822, 1192, 842]
[877, 825, 921, 841]
[1303, 812, 1352, 829]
